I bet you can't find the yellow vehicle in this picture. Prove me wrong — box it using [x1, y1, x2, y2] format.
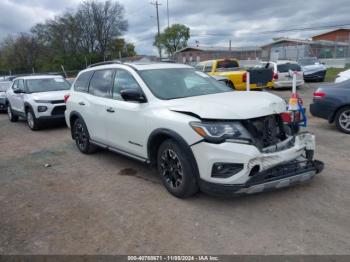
[195, 59, 274, 90]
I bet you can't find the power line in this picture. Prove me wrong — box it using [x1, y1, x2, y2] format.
[190, 22, 350, 37]
[260, 23, 350, 34]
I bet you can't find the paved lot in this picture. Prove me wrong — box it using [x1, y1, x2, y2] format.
[0, 83, 350, 255]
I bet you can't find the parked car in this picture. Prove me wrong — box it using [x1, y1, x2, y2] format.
[195, 59, 273, 90]
[260, 61, 304, 89]
[65, 61, 323, 198]
[310, 80, 350, 134]
[298, 57, 327, 82]
[335, 68, 350, 83]
[0, 81, 12, 111]
[6, 75, 71, 130]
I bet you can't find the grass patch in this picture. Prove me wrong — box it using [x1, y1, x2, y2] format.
[325, 66, 350, 82]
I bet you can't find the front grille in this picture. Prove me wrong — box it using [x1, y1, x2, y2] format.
[51, 105, 66, 115]
[51, 100, 64, 104]
[243, 114, 287, 149]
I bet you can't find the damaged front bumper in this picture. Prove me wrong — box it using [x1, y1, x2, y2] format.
[199, 159, 324, 196]
[192, 132, 324, 196]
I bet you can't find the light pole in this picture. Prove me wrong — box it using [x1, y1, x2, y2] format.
[151, 0, 162, 59]
[167, 0, 170, 28]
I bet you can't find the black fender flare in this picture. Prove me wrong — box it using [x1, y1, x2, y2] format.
[24, 102, 33, 112]
[69, 111, 85, 139]
[147, 128, 200, 179]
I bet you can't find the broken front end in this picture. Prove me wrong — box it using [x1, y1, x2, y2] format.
[191, 114, 324, 196]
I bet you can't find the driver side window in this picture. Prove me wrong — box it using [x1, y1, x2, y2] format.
[12, 80, 18, 90]
[18, 80, 25, 92]
[113, 70, 142, 100]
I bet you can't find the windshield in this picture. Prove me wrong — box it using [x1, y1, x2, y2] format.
[26, 78, 71, 93]
[139, 68, 233, 100]
[216, 60, 239, 72]
[298, 58, 318, 66]
[0, 81, 11, 92]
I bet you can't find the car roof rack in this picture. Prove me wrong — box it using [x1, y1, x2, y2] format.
[88, 60, 122, 68]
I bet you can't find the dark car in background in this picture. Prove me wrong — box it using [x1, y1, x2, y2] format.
[310, 80, 350, 134]
[298, 57, 327, 82]
[0, 81, 12, 111]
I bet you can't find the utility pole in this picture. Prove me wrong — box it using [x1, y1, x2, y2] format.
[167, 0, 170, 28]
[151, 0, 162, 60]
[229, 40, 232, 58]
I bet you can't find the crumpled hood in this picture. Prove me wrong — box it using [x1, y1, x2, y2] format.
[167, 91, 286, 120]
[302, 64, 326, 75]
[30, 90, 68, 101]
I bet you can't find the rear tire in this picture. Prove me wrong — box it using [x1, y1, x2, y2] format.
[7, 104, 18, 122]
[72, 118, 97, 154]
[157, 139, 198, 198]
[26, 108, 40, 131]
[335, 106, 350, 134]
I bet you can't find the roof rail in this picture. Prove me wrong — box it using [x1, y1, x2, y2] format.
[10, 73, 63, 79]
[88, 60, 122, 68]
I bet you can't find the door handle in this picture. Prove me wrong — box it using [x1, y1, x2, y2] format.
[106, 107, 115, 113]
[78, 101, 85, 106]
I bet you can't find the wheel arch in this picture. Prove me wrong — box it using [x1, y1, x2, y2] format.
[24, 102, 33, 112]
[69, 111, 84, 139]
[147, 128, 200, 179]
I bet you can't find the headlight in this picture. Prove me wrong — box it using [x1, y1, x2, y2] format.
[0, 92, 6, 98]
[37, 106, 48, 112]
[190, 121, 252, 143]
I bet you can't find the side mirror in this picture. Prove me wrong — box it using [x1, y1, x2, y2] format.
[14, 89, 24, 94]
[120, 89, 146, 103]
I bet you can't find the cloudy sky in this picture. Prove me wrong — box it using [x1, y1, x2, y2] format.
[1, 0, 350, 54]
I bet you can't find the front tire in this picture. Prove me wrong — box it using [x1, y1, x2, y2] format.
[157, 139, 198, 198]
[7, 104, 19, 122]
[72, 118, 97, 154]
[26, 108, 40, 130]
[335, 106, 350, 134]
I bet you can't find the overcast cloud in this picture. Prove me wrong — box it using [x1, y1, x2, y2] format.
[0, 0, 349, 54]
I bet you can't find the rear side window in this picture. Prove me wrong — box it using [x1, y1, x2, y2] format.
[277, 63, 301, 73]
[216, 60, 239, 70]
[74, 71, 94, 92]
[88, 69, 115, 98]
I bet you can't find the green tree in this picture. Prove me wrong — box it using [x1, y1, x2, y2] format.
[108, 38, 136, 59]
[154, 24, 190, 57]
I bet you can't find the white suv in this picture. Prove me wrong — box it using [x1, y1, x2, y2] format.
[65, 61, 323, 198]
[6, 75, 70, 130]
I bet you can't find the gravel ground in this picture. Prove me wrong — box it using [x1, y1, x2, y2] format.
[0, 83, 349, 255]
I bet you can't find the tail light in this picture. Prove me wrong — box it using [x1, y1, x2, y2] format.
[273, 72, 278, 80]
[313, 91, 326, 98]
[64, 94, 70, 103]
[281, 112, 301, 123]
[242, 72, 247, 82]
